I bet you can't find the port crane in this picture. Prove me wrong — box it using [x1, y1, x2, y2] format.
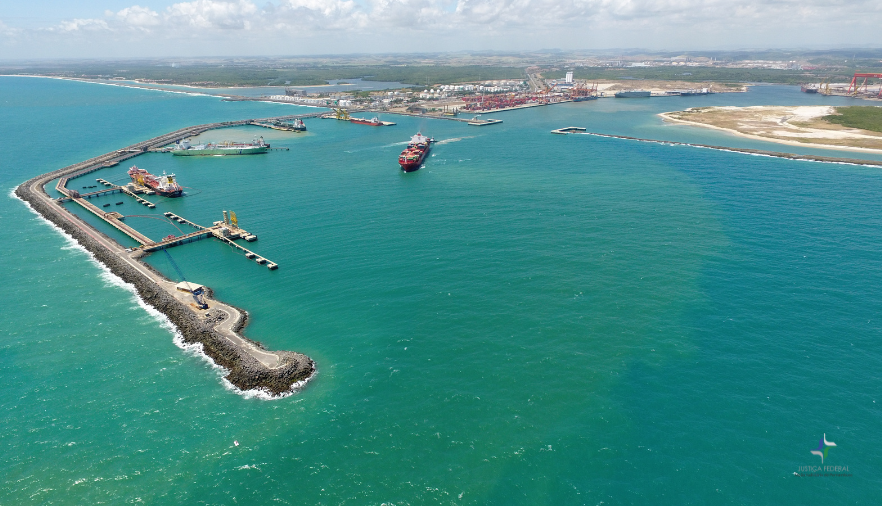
[847, 73, 882, 97]
[163, 249, 208, 309]
[570, 82, 598, 99]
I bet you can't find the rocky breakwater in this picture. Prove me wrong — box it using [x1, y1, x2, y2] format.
[15, 143, 315, 397]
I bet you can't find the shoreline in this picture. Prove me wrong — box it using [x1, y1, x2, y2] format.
[14, 118, 316, 398]
[659, 111, 882, 155]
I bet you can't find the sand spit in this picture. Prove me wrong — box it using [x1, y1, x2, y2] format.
[660, 106, 882, 154]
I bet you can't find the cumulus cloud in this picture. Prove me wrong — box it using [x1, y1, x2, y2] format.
[166, 0, 258, 30]
[6, 0, 882, 56]
[41, 0, 882, 36]
[111, 6, 161, 28]
[54, 18, 111, 32]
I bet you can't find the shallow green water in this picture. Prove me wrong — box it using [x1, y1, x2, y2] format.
[2, 77, 880, 504]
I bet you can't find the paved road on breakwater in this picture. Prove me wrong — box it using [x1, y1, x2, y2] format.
[19, 113, 323, 390]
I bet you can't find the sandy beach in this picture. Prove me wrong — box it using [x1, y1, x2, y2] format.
[660, 105, 882, 154]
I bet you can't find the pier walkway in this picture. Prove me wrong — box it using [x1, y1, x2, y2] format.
[71, 196, 154, 245]
[142, 229, 213, 251]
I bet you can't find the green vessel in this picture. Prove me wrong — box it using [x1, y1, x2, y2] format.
[171, 137, 269, 156]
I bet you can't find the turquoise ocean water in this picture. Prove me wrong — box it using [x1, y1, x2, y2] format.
[2, 77, 881, 503]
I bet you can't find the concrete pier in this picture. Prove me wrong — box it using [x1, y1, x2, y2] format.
[70, 195, 154, 245]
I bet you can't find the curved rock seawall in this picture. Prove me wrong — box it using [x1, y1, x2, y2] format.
[15, 121, 315, 397]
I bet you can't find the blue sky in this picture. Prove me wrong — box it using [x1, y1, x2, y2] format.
[1, 0, 880, 59]
[4, 1, 166, 28]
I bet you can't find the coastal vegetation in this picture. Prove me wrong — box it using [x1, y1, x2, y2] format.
[10, 49, 882, 88]
[2, 62, 526, 87]
[543, 67, 880, 86]
[661, 105, 882, 151]
[823, 106, 882, 133]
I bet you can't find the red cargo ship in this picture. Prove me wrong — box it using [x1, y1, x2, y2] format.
[127, 165, 183, 197]
[398, 133, 434, 172]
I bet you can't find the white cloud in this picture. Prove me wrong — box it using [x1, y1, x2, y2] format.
[37, 0, 882, 36]
[166, 0, 258, 30]
[0, 19, 18, 38]
[112, 6, 161, 28]
[54, 18, 111, 32]
[4, 0, 882, 56]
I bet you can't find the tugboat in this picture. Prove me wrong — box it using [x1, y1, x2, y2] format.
[398, 133, 435, 172]
[127, 166, 183, 197]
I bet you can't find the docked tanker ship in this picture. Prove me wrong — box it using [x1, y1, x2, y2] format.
[398, 133, 434, 172]
[350, 116, 383, 126]
[171, 137, 269, 156]
[128, 166, 183, 197]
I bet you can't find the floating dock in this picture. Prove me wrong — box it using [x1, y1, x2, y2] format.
[468, 118, 503, 126]
[551, 127, 587, 135]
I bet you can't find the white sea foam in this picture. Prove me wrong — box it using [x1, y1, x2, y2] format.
[380, 141, 411, 148]
[220, 367, 316, 401]
[13, 186, 187, 344]
[436, 136, 475, 145]
[90, 80, 214, 98]
[11, 186, 305, 400]
[3, 75, 220, 99]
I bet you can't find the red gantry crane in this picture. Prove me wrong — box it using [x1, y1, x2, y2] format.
[847, 73, 882, 97]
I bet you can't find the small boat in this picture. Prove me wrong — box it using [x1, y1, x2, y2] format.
[115, 201, 124, 205]
[102, 203, 110, 207]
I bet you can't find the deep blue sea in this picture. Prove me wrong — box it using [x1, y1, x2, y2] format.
[2, 77, 880, 504]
